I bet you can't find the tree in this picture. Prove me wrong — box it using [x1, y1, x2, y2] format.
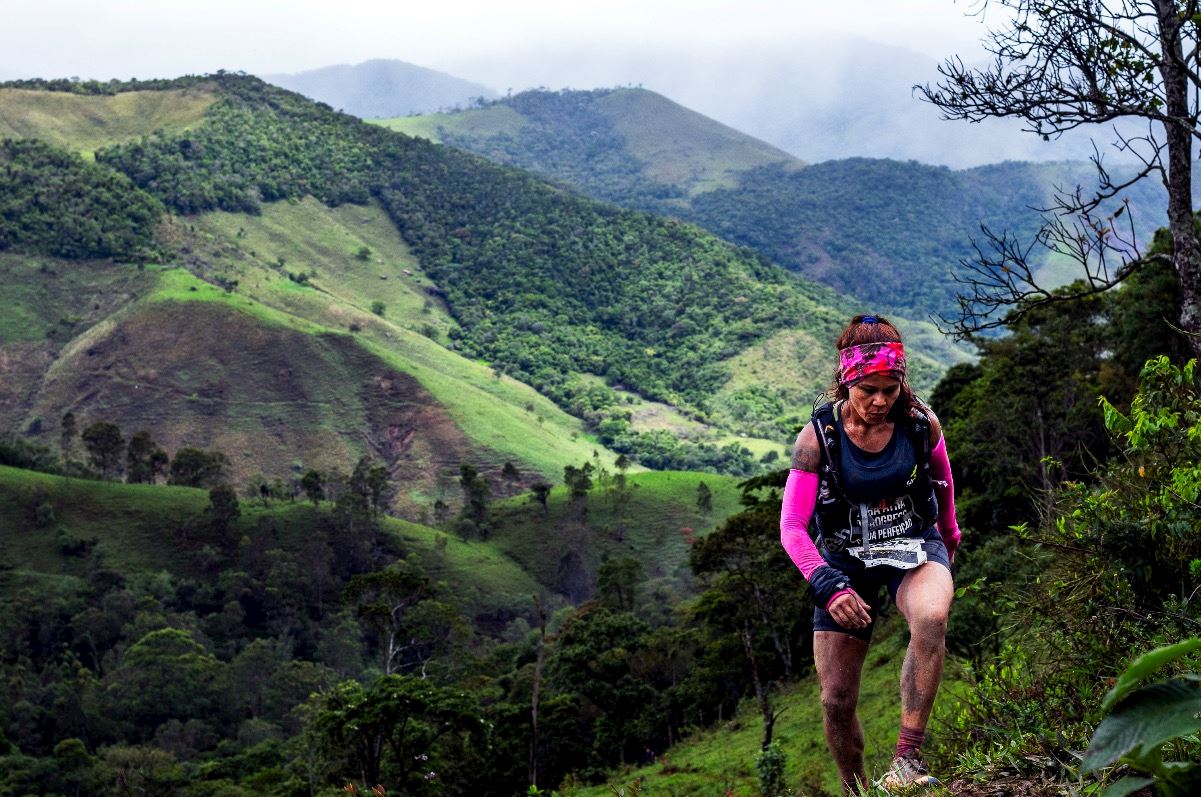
[125, 431, 168, 484]
[919, 0, 1201, 353]
[696, 481, 712, 514]
[310, 675, 481, 791]
[206, 484, 241, 550]
[168, 447, 229, 488]
[690, 476, 812, 749]
[596, 556, 644, 613]
[530, 482, 552, 512]
[59, 412, 76, 469]
[300, 468, 325, 505]
[101, 628, 222, 735]
[344, 564, 433, 676]
[563, 462, 593, 503]
[458, 463, 491, 534]
[81, 421, 123, 479]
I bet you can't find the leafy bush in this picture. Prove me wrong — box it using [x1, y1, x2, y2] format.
[1082, 639, 1201, 797]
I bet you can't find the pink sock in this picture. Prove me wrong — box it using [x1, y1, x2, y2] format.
[896, 725, 925, 757]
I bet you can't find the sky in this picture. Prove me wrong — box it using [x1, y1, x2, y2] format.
[4, 0, 988, 85]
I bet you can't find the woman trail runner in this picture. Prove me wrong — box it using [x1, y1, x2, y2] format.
[779, 314, 960, 793]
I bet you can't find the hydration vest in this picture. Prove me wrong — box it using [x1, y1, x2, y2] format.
[809, 400, 938, 554]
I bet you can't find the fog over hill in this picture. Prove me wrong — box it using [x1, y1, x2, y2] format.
[263, 58, 497, 118]
[443, 37, 1144, 168]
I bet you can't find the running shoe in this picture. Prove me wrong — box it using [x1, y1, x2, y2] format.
[877, 750, 939, 792]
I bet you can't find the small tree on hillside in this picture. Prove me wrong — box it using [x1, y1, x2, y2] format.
[530, 482, 552, 513]
[59, 412, 77, 470]
[458, 463, 491, 535]
[206, 484, 241, 551]
[81, 421, 124, 480]
[168, 448, 229, 488]
[563, 462, 593, 502]
[696, 481, 713, 515]
[300, 469, 324, 506]
[126, 431, 168, 484]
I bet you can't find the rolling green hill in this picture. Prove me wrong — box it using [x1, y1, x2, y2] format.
[378, 87, 800, 202]
[4, 253, 612, 518]
[383, 88, 1168, 319]
[0, 463, 539, 622]
[0, 74, 908, 486]
[0, 86, 215, 158]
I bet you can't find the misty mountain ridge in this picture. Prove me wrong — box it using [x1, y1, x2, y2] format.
[386, 86, 1169, 319]
[438, 35, 1150, 168]
[263, 58, 497, 118]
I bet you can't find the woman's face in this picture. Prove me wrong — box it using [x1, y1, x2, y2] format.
[847, 373, 902, 425]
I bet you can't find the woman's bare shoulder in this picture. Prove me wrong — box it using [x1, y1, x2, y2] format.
[791, 423, 821, 472]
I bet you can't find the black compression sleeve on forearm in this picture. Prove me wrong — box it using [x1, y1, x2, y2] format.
[808, 564, 853, 608]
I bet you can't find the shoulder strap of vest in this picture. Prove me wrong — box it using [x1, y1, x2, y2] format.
[907, 406, 932, 464]
[810, 401, 848, 501]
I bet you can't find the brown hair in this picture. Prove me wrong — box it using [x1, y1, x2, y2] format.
[825, 314, 924, 421]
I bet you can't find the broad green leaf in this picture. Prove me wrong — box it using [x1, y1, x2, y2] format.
[1083, 679, 1201, 772]
[1101, 638, 1201, 712]
[1100, 396, 1133, 435]
[1100, 776, 1154, 797]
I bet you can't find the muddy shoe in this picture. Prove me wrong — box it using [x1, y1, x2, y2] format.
[877, 751, 939, 792]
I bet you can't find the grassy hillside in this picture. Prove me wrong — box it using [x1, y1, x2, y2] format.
[577, 616, 962, 797]
[0, 463, 539, 620]
[0, 86, 215, 157]
[10, 262, 614, 517]
[375, 87, 799, 203]
[489, 470, 744, 603]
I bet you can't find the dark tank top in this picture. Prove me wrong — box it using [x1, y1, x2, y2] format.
[836, 417, 917, 504]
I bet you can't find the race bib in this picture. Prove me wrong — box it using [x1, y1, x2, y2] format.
[848, 537, 927, 569]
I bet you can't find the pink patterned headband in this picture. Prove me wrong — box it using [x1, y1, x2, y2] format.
[839, 341, 906, 387]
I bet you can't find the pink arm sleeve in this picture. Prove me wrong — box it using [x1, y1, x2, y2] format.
[780, 470, 855, 608]
[779, 469, 825, 579]
[930, 437, 961, 560]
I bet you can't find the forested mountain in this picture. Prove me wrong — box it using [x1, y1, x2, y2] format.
[263, 59, 497, 118]
[0, 74, 961, 493]
[384, 88, 1171, 318]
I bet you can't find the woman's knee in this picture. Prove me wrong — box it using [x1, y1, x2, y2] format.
[820, 683, 859, 718]
[906, 607, 948, 641]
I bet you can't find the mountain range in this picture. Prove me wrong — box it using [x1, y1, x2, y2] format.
[0, 74, 970, 517]
[380, 86, 1170, 319]
[264, 59, 497, 118]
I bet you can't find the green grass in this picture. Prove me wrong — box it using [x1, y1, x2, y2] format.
[0, 87, 216, 157]
[593, 88, 799, 195]
[374, 103, 530, 144]
[192, 197, 456, 339]
[0, 252, 157, 345]
[489, 470, 743, 600]
[0, 464, 538, 619]
[575, 617, 963, 797]
[144, 266, 610, 480]
[179, 202, 623, 479]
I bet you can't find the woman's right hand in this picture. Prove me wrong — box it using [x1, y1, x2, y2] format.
[828, 590, 872, 629]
